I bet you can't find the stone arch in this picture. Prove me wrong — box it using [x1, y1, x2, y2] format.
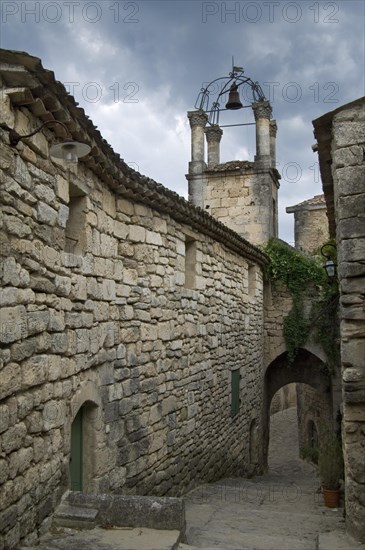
[262, 348, 332, 469]
[66, 381, 104, 493]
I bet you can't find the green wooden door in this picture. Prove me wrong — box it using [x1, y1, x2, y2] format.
[70, 408, 83, 491]
[231, 369, 240, 417]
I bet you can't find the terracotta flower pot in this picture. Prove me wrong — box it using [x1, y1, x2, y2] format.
[322, 486, 340, 508]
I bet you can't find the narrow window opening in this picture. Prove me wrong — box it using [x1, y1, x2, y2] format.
[248, 264, 256, 297]
[185, 237, 197, 289]
[66, 182, 87, 255]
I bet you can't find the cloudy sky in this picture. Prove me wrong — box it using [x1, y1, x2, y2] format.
[1, 0, 364, 242]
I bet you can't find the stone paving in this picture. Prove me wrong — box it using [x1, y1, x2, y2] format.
[24, 407, 364, 550]
[181, 407, 363, 549]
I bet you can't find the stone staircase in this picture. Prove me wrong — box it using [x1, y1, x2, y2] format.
[52, 502, 99, 530]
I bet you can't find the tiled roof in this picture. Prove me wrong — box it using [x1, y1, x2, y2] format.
[0, 49, 268, 267]
[286, 194, 326, 213]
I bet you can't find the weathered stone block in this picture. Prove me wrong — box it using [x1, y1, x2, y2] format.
[48, 309, 65, 332]
[21, 355, 48, 388]
[117, 198, 134, 216]
[0, 404, 10, 434]
[55, 174, 69, 203]
[17, 394, 34, 420]
[27, 310, 50, 335]
[71, 274, 87, 300]
[333, 121, 365, 147]
[146, 230, 163, 246]
[34, 183, 56, 204]
[3, 214, 31, 238]
[340, 238, 365, 263]
[162, 396, 177, 415]
[123, 269, 138, 286]
[0, 305, 27, 343]
[129, 225, 146, 243]
[1, 422, 27, 454]
[43, 400, 65, 430]
[338, 217, 365, 239]
[102, 279, 116, 301]
[0, 458, 9, 485]
[13, 155, 32, 190]
[54, 275, 71, 297]
[37, 201, 57, 226]
[11, 336, 37, 362]
[338, 194, 365, 219]
[1, 256, 30, 287]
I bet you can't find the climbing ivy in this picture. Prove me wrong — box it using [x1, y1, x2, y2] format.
[263, 239, 340, 372]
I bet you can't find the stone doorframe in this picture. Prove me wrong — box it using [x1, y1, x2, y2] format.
[262, 348, 332, 469]
[66, 381, 104, 493]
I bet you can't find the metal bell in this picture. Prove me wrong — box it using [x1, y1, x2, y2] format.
[225, 83, 243, 110]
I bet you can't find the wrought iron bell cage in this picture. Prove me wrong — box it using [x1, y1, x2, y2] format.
[194, 66, 267, 126]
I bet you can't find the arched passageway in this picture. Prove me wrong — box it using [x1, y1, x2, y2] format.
[263, 348, 332, 470]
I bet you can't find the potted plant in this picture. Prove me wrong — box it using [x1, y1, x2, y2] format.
[318, 428, 344, 508]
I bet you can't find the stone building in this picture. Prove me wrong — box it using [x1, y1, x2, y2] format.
[1, 47, 362, 549]
[0, 50, 270, 548]
[186, 104, 280, 245]
[286, 194, 329, 255]
[313, 97, 365, 542]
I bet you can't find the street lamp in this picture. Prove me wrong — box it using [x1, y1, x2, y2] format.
[8, 120, 91, 163]
[321, 244, 337, 283]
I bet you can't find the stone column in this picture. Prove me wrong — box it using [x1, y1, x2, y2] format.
[205, 125, 223, 168]
[252, 100, 272, 166]
[187, 110, 208, 208]
[187, 110, 208, 173]
[270, 120, 277, 168]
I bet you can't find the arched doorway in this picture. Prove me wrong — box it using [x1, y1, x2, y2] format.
[69, 401, 99, 492]
[263, 348, 332, 470]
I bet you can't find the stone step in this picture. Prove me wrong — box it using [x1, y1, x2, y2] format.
[23, 527, 182, 549]
[52, 503, 98, 530]
[184, 531, 318, 550]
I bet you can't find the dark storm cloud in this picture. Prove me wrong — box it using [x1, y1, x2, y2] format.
[1, 0, 364, 241]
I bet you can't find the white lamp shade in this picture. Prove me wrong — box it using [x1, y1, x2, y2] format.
[50, 140, 91, 162]
[324, 259, 336, 278]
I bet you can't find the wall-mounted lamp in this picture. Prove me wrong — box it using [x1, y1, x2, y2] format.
[321, 243, 337, 283]
[9, 120, 91, 163]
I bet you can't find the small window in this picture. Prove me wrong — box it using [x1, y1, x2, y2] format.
[231, 369, 240, 417]
[65, 183, 87, 254]
[185, 237, 197, 289]
[248, 264, 256, 297]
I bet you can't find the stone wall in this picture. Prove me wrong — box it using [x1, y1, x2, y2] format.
[0, 51, 267, 549]
[314, 97, 365, 542]
[263, 279, 293, 368]
[202, 163, 279, 245]
[296, 383, 332, 455]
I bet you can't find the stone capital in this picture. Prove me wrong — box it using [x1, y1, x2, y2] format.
[252, 100, 272, 121]
[205, 124, 223, 143]
[270, 120, 278, 137]
[187, 110, 208, 129]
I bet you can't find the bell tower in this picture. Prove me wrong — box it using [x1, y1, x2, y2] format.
[186, 67, 280, 246]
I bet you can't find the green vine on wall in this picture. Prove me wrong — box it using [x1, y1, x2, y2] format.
[263, 239, 340, 372]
